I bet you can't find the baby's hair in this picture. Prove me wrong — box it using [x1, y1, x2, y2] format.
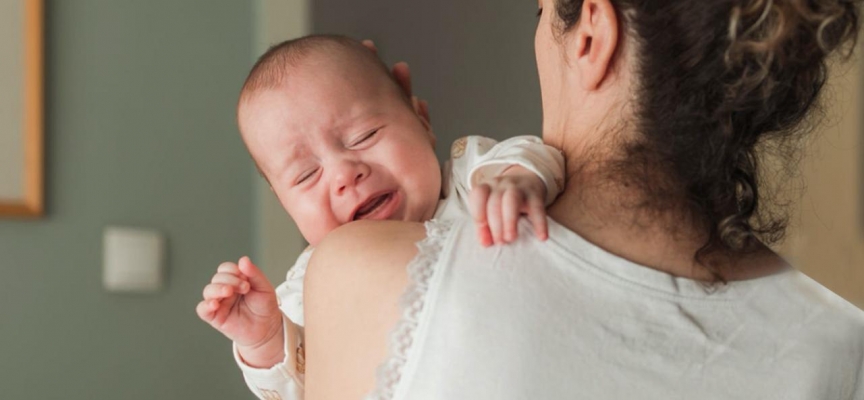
[240, 34, 402, 100]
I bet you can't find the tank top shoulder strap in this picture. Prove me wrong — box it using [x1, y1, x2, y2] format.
[367, 218, 463, 400]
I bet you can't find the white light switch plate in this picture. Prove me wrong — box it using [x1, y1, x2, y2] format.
[103, 226, 165, 293]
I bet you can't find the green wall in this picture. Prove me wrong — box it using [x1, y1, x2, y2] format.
[0, 1, 256, 398]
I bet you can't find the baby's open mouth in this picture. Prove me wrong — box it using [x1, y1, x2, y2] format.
[353, 192, 395, 221]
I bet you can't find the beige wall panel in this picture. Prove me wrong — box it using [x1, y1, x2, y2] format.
[780, 48, 864, 309]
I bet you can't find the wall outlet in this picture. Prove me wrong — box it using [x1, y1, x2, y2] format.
[103, 226, 165, 293]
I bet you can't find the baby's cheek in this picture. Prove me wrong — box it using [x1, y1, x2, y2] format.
[289, 204, 331, 247]
[301, 224, 329, 248]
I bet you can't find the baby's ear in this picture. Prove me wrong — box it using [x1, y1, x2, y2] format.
[426, 128, 436, 147]
[412, 98, 435, 144]
[411, 96, 432, 130]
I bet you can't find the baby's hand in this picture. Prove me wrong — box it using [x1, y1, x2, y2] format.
[196, 257, 284, 365]
[470, 166, 548, 247]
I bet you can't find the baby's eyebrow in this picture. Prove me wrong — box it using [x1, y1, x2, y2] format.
[275, 144, 306, 173]
[335, 108, 384, 130]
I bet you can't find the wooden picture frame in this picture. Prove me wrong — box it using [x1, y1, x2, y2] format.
[0, 0, 43, 217]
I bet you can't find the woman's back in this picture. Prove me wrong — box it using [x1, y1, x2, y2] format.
[303, 1, 864, 398]
[366, 218, 864, 400]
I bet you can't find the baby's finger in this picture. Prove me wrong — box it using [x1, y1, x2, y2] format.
[486, 193, 504, 245]
[470, 185, 494, 246]
[196, 300, 216, 322]
[216, 261, 240, 275]
[524, 195, 548, 241]
[202, 283, 236, 300]
[501, 190, 521, 243]
[211, 273, 250, 294]
[469, 184, 491, 225]
[238, 256, 274, 293]
[210, 297, 236, 327]
[476, 226, 493, 247]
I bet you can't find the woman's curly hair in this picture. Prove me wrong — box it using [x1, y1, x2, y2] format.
[555, 0, 861, 277]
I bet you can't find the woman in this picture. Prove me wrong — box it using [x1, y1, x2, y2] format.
[304, 0, 864, 399]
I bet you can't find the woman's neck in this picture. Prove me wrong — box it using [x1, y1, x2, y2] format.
[543, 52, 786, 282]
[546, 169, 786, 282]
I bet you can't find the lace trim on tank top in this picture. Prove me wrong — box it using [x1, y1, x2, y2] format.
[365, 219, 453, 400]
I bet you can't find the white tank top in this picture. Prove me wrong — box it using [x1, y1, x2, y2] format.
[367, 218, 864, 400]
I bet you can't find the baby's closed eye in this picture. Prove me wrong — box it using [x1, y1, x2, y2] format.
[348, 127, 382, 148]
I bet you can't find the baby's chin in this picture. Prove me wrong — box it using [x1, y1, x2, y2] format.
[404, 201, 439, 224]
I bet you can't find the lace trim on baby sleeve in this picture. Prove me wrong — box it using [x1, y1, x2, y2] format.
[365, 219, 454, 400]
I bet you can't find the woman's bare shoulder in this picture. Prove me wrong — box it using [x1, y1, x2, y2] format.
[303, 220, 427, 400]
[305, 220, 428, 292]
[314, 219, 425, 261]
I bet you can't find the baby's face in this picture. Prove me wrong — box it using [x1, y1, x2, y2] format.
[239, 58, 442, 246]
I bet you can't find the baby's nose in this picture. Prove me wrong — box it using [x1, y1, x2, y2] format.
[333, 161, 369, 195]
[336, 171, 365, 194]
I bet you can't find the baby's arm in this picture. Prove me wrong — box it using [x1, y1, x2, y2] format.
[448, 136, 565, 246]
[233, 316, 305, 400]
[196, 257, 305, 400]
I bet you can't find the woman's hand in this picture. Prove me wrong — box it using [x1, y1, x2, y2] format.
[195, 256, 285, 368]
[470, 166, 549, 247]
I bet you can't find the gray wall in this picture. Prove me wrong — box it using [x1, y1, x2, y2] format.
[312, 0, 544, 161]
[0, 1, 256, 399]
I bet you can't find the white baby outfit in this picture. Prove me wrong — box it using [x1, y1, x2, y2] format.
[233, 135, 565, 400]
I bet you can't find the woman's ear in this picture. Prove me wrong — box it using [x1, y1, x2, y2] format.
[571, 0, 619, 90]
